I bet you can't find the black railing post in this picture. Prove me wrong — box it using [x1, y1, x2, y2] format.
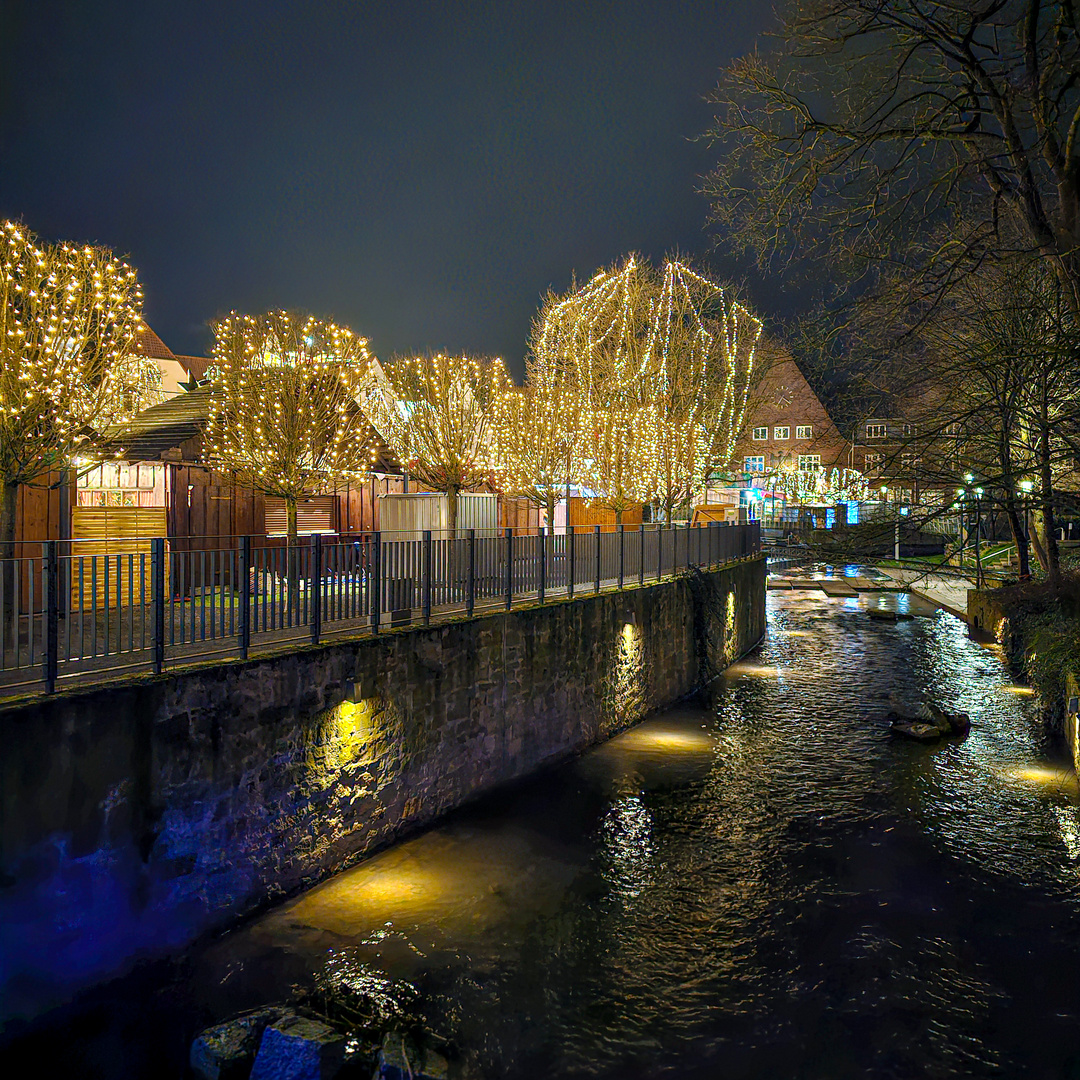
[639, 524, 645, 586]
[239, 535, 251, 659]
[538, 527, 546, 604]
[310, 533, 322, 645]
[657, 525, 663, 581]
[504, 527, 513, 610]
[594, 525, 601, 594]
[423, 529, 432, 625]
[371, 532, 381, 633]
[466, 529, 476, 616]
[568, 528, 575, 599]
[618, 525, 624, 589]
[152, 536, 165, 674]
[43, 541, 58, 693]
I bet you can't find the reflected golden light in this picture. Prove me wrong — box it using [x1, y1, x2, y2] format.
[998, 765, 1080, 795]
[616, 728, 715, 753]
[1003, 686, 1036, 696]
[727, 663, 781, 678]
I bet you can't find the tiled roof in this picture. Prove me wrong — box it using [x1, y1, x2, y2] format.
[174, 354, 212, 381]
[103, 386, 212, 461]
[133, 323, 176, 360]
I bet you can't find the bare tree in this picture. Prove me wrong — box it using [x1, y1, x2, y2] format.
[203, 311, 376, 552]
[367, 353, 507, 536]
[705, 1, 1080, 319]
[0, 220, 152, 554]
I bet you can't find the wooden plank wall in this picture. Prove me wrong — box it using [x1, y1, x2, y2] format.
[568, 496, 644, 533]
[499, 497, 541, 534]
[69, 506, 169, 608]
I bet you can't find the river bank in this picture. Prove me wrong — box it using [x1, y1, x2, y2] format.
[7, 585, 1080, 1078]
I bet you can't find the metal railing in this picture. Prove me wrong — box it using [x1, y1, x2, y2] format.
[0, 522, 759, 696]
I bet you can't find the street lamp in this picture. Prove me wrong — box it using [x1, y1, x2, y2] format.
[973, 486, 984, 588]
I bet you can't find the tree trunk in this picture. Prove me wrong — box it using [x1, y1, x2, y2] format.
[1004, 501, 1030, 582]
[447, 485, 460, 539]
[286, 495, 301, 619]
[1029, 510, 1050, 574]
[615, 508, 623, 527]
[1039, 399, 1061, 588]
[1, 478, 17, 642]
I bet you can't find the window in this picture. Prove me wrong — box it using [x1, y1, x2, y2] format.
[900, 452, 920, 471]
[866, 423, 886, 439]
[795, 425, 813, 440]
[864, 452, 884, 469]
[943, 422, 962, 438]
[744, 456, 764, 473]
[751, 426, 768, 440]
[903, 423, 917, 437]
[798, 454, 821, 471]
[773, 426, 790, 440]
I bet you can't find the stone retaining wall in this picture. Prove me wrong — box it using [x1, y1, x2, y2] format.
[0, 557, 765, 1025]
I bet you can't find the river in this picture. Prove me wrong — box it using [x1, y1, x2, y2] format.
[10, 576, 1080, 1077]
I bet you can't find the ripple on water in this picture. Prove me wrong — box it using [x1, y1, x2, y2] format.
[189, 589, 1080, 1079]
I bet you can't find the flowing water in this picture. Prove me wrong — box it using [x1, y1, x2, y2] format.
[12, 580, 1080, 1077]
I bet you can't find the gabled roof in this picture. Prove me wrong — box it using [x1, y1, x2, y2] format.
[104, 386, 212, 461]
[133, 323, 176, 360]
[175, 354, 212, 382]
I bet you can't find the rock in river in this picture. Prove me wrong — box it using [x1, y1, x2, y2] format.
[888, 701, 971, 742]
[249, 1014, 347, 1080]
[191, 1006, 294, 1080]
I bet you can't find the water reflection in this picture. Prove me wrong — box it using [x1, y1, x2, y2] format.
[186, 590, 1080, 1079]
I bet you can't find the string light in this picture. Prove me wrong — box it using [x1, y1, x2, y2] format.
[526, 254, 763, 522]
[203, 310, 378, 542]
[364, 353, 508, 535]
[0, 219, 152, 542]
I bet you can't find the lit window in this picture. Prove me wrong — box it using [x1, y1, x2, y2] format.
[864, 452, 884, 469]
[798, 454, 821, 471]
[866, 423, 886, 439]
[751, 426, 768, 440]
[903, 423, 917, 437]
[774, 426, 790, 440]
[795, 425, 813, 440]
[900, 452, 920, 470]
[744, 456, 764, 473]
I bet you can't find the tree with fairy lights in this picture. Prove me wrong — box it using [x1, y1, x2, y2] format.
[531, 254, 762, 523]
[203, 311, 377, 557]
[366, 353, 507, 536]
[0, 220, 153, 558]
[491, 382, 577, 530]
[573, 404, 656, 525]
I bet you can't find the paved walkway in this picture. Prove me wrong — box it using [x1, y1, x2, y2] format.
[875, 568, 974, 621]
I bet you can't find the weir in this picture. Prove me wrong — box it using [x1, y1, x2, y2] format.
[0, 553, 765, 1025]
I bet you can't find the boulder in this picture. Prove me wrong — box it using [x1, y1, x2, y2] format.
[889, 719, 945, 742]
[191, 1007, 294, 1080]
[376, 1032, 449, 1080]
[249, 1015, 346, 1080]
[888, 702, 971, 741]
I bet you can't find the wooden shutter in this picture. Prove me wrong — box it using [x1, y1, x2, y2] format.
[264, 496, 337, 536]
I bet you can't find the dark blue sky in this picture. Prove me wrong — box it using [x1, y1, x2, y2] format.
[0, 0, 772, 378]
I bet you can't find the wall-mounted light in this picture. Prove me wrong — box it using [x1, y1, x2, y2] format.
[344, 676, 372, 703]
[623, 608, 637, 626]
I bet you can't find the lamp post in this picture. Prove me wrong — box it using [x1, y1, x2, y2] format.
[973, 486, 984, 589]
[956, 486, 966, 570]
[1018, 479, 1034, 581]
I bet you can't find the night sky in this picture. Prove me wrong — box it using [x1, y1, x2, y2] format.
[0, 1, 772, 378]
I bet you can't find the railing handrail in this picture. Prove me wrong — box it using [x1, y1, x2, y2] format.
[0, 521, 760, 696]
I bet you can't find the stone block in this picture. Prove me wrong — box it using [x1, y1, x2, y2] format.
[249, 1014, 346, 1080]
[376, 1033, 449, 1080]
[190, 1006, 292, 1080]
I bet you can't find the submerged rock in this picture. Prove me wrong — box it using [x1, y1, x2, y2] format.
[376, 1032, 449, 1080]
[249, 1014, 346, 1080]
